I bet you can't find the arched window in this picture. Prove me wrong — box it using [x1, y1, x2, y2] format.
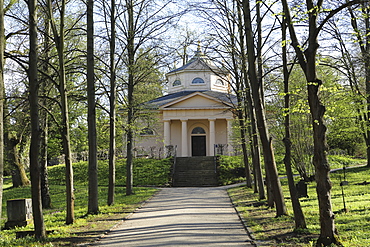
[192, 127, 206, 134]
[172, 80, 181, 86]
[215, 79, 225, 86]
[191, 77, 205, 84]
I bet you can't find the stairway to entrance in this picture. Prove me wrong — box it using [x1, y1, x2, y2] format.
[172, 156, 218, 187]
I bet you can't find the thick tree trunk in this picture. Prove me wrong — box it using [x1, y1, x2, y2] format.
[8, 137, 30, 187]
[87, 0, 99, 215]
[28, 0, 46, 238]
[108, 0, 117, 206]
[242, 0, 286, 216]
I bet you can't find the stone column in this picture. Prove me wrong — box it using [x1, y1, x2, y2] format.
[209, 118, 216, 156]
[181, 119, 188, 157]
[163, 120, 171, 146]
[227, 118, 234, 155]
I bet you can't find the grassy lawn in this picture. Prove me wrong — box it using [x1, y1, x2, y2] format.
[0, 158, 170, 247]
[228, 165, 370, 247]
[0, 184, 157, 247]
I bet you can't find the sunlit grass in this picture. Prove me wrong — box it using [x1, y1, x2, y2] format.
[228, 166, 370, 247]
[0, 158, 167, 246]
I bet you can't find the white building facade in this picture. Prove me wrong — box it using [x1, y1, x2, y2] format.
[138, 49, 237, 157]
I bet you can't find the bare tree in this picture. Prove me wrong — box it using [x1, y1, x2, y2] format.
[87, 0, 99, 215]
[28, 0, 46, 238]
[117, 0, 182, 195]
[242, 0, 287, 216]
[45, 0, 75, 224]
[108, 0, 117, 206]
[0, 0, 5, 220]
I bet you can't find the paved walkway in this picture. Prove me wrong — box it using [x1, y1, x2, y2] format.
[91, 186, 255, 246]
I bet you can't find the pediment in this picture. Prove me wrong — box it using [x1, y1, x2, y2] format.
[161, 92, 231, 110]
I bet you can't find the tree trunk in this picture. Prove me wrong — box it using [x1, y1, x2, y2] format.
[0, 0, 4, 218]
[126, 0, 134, 196]
[237, 2, 264, 198]
[282, 18, 306, 230]
[28, 0, 46, 238]
[40, 116, 51, 208]
[236, 94, 252, 188]
[108, 0, 117, 206]
[40, 11, 52, 209]
[242, 0, 286, 216]
[87, 0, 99, 215]
[281, 0, 340, 244]
[8, 136, 30, 187]
[47, 0, 75, 224]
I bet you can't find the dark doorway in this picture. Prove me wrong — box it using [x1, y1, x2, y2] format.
[192, 136, 206, 156]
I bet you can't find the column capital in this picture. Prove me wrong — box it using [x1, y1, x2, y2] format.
[208, 118, 216, 121]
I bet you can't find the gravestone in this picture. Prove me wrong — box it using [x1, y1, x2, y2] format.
[4, 198, 33, 229]
[296, 180, 308, 198]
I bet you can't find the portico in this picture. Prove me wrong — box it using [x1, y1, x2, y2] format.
[163, 116, 234, 157]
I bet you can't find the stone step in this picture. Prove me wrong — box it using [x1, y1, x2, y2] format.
[172, 156, 218, 187]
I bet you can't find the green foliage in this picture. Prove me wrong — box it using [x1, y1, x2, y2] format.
[48, 158, 172, 186]
[327, 155, 365, 170]
[218, 155, 245, 185]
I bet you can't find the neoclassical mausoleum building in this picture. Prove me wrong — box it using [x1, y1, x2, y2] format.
[137, 48, 237, 157]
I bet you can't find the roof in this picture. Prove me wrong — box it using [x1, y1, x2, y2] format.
[145, 90, 238, 109]
[168, 48, 220, 74]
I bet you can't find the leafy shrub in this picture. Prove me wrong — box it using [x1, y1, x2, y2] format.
[218, 155, 245, 185]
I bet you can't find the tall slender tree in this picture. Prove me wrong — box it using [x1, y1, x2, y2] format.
[39, 2, 52, 209]
[87, 0, 99, 215]
[281, 16, 306, 230]
[107, 0, 117, 205]
[242, 0, 287, 216]
[345, 3, 370, 167]
[28, 0, 46, 238]
[0, 0, 5, 220]
[46, 0, 75, 224]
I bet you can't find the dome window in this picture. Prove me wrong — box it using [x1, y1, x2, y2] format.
[215, 79, 225, 86]
[172, 80, 181, 86]
[191, 127, 206, 134]
[192, 77, 205, 84]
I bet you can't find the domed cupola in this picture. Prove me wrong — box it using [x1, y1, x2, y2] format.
[166, 45, 230, 94]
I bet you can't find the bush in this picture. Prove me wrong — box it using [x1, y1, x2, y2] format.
[218, 155, 246, 185]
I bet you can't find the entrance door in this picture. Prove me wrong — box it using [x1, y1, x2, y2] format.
[192, 136, 206, 156]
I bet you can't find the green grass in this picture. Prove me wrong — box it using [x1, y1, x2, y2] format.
[228, 165, 370, 247]
[48, 158, 172, 186]
[0, 158, 171, 246]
